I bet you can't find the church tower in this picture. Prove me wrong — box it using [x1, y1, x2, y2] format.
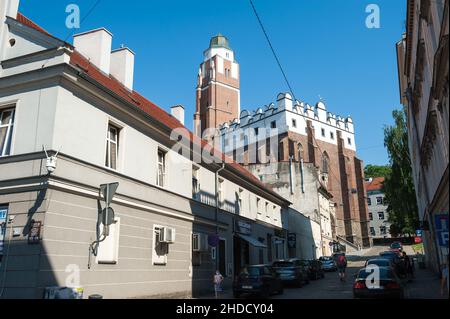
[194, 34, 240, 137]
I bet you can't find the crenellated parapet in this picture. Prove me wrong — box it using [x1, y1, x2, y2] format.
[218, 92, 355, 135]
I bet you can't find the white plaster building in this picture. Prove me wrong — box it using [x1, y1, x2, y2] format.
[365, 178, 391, 239]
[0, 1, 290, 299]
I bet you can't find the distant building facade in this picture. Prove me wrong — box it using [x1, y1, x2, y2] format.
[397, 0, 448, 274]
[365, 177, 391, 239]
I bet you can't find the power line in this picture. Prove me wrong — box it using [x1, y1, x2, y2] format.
[248, 0, 346, 190]
[41, 0, 102, 68]
[249, 0, 297, 102]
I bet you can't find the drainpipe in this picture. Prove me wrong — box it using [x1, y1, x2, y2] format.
[300, 158, 305, 193]
[289, 156, 294, 195]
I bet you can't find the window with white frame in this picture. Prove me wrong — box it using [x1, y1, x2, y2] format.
[96, 218, 120, 265]
[348, 137, 352, 146]
[370, 227, 376, 236]
[157, 149, 167, 187]
[380, 226, 387, 235]
[378, 212, 385, 220]
[152, 225, 168, 265]
[321, 128, 326, 137]
[376, 196, 383, 205]
[0, 107, 15, 157]
[237, 188, 243, 214]
[369, 212, 373, 221]
[292, 119, 297, 128]
[192, 166, 200, 199]
[256, 198, 261, 216]
[218, 178, 224, 206]
[105, 124, 119, 170]
[368, 197, 372, 206]
[265, 202, 269, 218]
[330, 131, 335, 140]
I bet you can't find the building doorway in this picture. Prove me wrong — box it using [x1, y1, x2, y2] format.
[233, 236, 249, 275]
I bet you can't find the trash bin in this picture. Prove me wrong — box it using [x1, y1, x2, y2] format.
[88, 294, 103, 299]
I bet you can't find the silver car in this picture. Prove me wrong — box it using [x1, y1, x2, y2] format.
[319, 256, 337, 272]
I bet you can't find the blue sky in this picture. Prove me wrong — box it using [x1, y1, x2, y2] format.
[19, 0, 407, 166]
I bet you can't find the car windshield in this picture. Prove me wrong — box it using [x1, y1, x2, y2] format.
[367, 259, 390, 267]
[357, 267, 394, 280]
[273, 261, 294, 268]
[244, 267, 262, 277]
[391, 243, 401, 249]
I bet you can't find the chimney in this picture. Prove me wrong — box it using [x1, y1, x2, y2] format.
[73, 28, 112, 74]
[171, 105, 185, 126]
[110, 47, 135, 91]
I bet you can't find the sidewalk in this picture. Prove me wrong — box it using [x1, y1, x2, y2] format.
[405, 267, 447, 299]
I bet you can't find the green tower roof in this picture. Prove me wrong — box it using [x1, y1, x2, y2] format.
[209, 34, 231, 50]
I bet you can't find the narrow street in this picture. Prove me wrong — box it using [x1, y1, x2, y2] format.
[212, 245, 445, 300]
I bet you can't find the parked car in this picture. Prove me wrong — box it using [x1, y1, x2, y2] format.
[319, 256, 337, 272]
[390, 242, 403, 253]
[233, 265, 284, 298]
[365, 258, 395, 269]
[299, 260, 325, 280]
[272, 259, 309, 287]
[353, 266, 405, 299]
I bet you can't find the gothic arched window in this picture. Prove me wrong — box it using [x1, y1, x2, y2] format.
[298, 143, 304, 161]
[322, 152, 330, 174]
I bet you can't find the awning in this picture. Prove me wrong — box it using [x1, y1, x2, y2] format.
[237, 234, 267, 248]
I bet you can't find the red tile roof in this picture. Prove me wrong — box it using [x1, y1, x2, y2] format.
[14, 12, 288, 204]
[365, 177, 385, 191]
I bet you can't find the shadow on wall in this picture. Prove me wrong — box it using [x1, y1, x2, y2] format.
[0, 238, 59, 299]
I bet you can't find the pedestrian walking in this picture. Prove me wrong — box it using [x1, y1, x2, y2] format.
[213, 270, 224, 299]
[336, 253, 347, 282]
[402, 252, 413, 281]
[441, 255, 449, 298]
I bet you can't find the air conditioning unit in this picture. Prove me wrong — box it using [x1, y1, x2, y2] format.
[159, 227, 176, 244]
[192, 233, 209, 252]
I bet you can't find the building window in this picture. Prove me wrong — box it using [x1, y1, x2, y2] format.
[348, 138, 352, 145]
[378, 212, 385, 220]
[265, 202, 269, 216]
[225, 68, 229, 78]
[369, 213, 373, 221]
[96, 218, 120, 265]
[192, 166, 200, 199]
[298, 143, 303, 161]
[157, 149, 167, 187]
[152, 225, 168, 265]
[322, 152, 329, 174]
[376, 197, 383, 205]
[256, 198, 261, 216]
[368, 198, 372, 206]
[0, 107, 15, 157]
[370, 227, 376, 236]
[254, 127, 259, 136]
[292, 119, 297, 128]
[380, 226, 387, 235]
[271, 121, 277, 129]
[237, 189, 243, 214]
[218, 178, 224, 205]
[330, 131, 335, 140]
[321, 128, 326, 137]
[105, 124, 120, 170]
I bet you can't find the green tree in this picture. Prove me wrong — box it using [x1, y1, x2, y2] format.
[364, 164, 392, 178]
[382, 107, 419, 237]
